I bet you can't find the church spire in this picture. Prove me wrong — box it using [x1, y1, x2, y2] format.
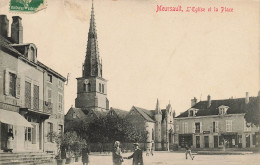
[83, 0, 102, 78]
[155, 98, 161, 114]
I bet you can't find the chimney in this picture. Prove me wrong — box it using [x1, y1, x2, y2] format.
[245, 92, 249, 104]
[11, 16, 23, 44]
[0, 15, 9, 38]
[191, 97, 197, 107]
[207, 95, 211, 108]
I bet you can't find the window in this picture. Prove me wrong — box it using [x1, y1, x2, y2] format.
[176, 125, 179, 132]
[99, 83, 101, 92]
[4, 70, 20, 98]
[253, 134, 256, 145]
[25, 81, 31, 109]
[102, 84, 104, 93]
[25, 127, 32, 142]
[218, 106, 229, 115]
[33, 85, 39, 110]
[58, 80, 63, 88]
[83, 84, 86, 91]
[204, 136, 209, 148]
[226, 120, 232, 132]
[47, 122, 53, 142]
[73, 112, 77, 119]
[47, 74, 52, 83]
[195, 122, 200, 133]
[213, 121, 219, 133]
[29, 47, 35, 62]
[87, 83, 91, 92]
[9, 72, 16, 97]
[184, 122, 188, 133]
[58, 94, 63, 113]
[47, 89, 52, 103]
[58, 125, 63, 135]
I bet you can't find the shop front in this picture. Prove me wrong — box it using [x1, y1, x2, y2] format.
[221, 132, 238, 148]
[179, 134, 193, 148]
[0, 109, 32, 152]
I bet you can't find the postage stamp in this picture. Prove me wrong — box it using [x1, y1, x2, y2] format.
[9, 0, 47, 13]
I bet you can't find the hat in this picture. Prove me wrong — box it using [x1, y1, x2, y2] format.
[133, 143, 139, 146]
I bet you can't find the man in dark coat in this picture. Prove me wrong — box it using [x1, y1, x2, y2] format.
[124, 143, 143, 165]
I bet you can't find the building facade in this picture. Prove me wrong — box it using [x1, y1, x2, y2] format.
[0, 15, 66, 153]
[174, 94, 259, 149]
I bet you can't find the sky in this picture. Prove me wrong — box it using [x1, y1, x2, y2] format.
[0, 0, 259, 115]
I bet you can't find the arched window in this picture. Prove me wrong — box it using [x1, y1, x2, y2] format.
[83, 84, 87, 91]
[87, 83, 91, 92]
[102, 84, 104, 93]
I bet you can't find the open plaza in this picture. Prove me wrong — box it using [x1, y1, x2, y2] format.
[45, 152, 260, 165]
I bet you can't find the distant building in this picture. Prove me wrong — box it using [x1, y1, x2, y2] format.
[174, 93, 260, 149]
[125, 99, 175, 151]
[0, 15, 66, 153]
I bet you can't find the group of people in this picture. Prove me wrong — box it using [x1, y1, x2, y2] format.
[82, 142, 195, 165]
[81, 141, 144, 165]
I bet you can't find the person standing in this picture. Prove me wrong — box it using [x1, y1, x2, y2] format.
[82, 144, 90, 165]
[7, 129, 14, 152]
[185, 144, 194, 160]
[124, 143, 143, 165]
[112, 141, 123, 165]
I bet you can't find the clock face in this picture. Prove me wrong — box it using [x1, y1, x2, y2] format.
[84, 80, 89, 84]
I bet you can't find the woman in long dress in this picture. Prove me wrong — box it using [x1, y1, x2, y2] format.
[7, 129, 14, 152]
[112, 141, 123, 165]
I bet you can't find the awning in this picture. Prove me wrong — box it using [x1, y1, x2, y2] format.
[0, 109, 32, 127]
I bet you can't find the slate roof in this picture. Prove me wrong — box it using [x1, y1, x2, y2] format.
[132, 106, 155, 122]
[65, 107, 86, 119]
[177, 97, 260, 118]
[0, 35, 22, 56]
[109, 107, 128, 118]
[91, 110, 108, 118]
[0, 35, 66, 81]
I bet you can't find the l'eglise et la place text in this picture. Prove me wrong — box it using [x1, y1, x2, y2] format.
[156, 5, 183, 13]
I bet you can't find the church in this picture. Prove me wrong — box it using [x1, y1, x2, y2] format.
[65, 2, 175, 151]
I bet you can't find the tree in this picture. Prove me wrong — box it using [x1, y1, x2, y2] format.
[244, 97, 260, 127]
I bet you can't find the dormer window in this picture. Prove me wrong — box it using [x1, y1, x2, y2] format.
[188, 108, 198, 117]
[218, 105, 229, 115]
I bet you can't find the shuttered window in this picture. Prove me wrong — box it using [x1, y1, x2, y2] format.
[9, 72, 16, 97]
[33, 85, 39, 110]
[25, 81, 31, 109]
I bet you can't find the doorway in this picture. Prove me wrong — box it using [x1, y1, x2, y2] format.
[196, 136, 200, 148]
[246, 135, 250, 148]
[204, 136, 209, 148]
[214, 136, 218, 148]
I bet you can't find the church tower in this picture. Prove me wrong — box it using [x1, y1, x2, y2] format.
[75, 2, 109, 111]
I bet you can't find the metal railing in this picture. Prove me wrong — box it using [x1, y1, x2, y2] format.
[24, 97, 52, 114]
